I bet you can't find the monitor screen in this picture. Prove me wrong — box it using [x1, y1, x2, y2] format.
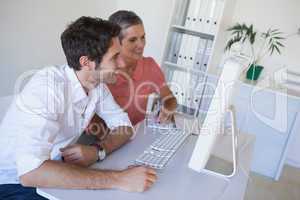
[188, 58, 243, 177]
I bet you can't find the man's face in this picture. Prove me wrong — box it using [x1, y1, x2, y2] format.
[92, 37, 125, 84]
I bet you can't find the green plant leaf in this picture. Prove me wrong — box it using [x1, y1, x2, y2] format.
[270, 29, 280, 34]
[271, 31, 284, 36]
[250, 32, 256, 44]
[269, 45, 275, 55]
[266, 29, 272, 37]
[276, 41, 285, 47]
[224, 35, 242, 51]
[226, 23, 285, 58]
[274, 45, 281, 54]
[268, 38, 273, 45]
[227, 23, 243, 31]
[273, 36, 285, 40]
[261, 33, 267, 38]
[242, 37, 247, 43]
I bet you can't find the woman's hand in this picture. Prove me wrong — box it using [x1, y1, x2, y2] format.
[158, 107, 175, 124]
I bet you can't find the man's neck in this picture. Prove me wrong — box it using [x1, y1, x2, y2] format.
[75, 70, 90, 95]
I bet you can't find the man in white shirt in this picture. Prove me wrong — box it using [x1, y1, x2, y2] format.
[0, 16, 157, 199]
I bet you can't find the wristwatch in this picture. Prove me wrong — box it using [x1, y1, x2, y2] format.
[91, 143, 106, 161]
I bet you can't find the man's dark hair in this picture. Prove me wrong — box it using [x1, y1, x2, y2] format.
[108, 10, 143, 40]
[61, 16, 121, 70]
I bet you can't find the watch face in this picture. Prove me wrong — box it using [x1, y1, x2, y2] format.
[98, 147, 106, 161]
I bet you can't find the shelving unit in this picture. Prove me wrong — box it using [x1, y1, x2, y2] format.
[170, 25, 215, 40]
[159, 0, 300, 180]
[161, 0, 237, 116]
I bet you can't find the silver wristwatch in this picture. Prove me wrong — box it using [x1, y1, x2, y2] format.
[91, 143, 106, 161]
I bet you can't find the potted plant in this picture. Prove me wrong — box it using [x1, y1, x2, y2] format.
[225, 23, 285, 80]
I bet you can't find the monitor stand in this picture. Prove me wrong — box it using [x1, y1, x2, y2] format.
[199, 106, 238, 180]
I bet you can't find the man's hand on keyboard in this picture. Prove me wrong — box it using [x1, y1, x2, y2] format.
[116, 166, 157, 192]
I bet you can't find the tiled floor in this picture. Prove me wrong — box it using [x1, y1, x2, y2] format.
[245, 165, 300, 200]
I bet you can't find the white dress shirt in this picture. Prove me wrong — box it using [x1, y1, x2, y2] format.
[0, 64, 132, 184]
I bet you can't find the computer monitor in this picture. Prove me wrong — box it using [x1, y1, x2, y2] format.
[187, 58, 243, 178]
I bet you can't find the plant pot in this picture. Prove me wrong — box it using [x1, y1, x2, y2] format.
[246, 64, 264, 80]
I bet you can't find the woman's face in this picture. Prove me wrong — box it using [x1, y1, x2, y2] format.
[120, 24, 146, 62]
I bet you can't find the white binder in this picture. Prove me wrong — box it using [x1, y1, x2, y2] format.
[194, 38, 207, 70]
[168, 32, 180, 63]
[171, 70, 186, 106]
[177, 34, 186, 67]
[202, 0, 216, 34]
[170, 72, 181, 105]
[184, 34, 194, 67]
[208, 0, 225, 35]
[195, 37, 203, 67]
[188, 35, 200, 67]
[196, 0, 210, 32]
[185, 0, 196, 30]
[187, 74, 204, 112]
[202, 40, 213, 71]
[178, 3, 197, 67]
[187, 0, 204, 30]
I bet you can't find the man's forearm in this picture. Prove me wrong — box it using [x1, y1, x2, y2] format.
[20, 160, 120, 189]
[101, 126, 133, 154]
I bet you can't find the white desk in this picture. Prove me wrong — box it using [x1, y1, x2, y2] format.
[37, 121, 254, 200]
[233, 81, 300, 179]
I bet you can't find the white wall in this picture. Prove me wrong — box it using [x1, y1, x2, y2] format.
[231, 0, 300, 75]
[0, 0, 174, 97]
[1, 0, 299, 96]
[0, 0, 117, 97]
[230, 0, 300, 168]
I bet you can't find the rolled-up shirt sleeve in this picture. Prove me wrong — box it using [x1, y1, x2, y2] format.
[13, 78, 61, 177]
[95, 84, 132, 130]
[15, 113, 59, 177]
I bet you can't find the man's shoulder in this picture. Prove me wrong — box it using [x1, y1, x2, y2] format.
[25, 65, 66, 89]
[33, 65, 66, 82]
[19, 65, 68, 106]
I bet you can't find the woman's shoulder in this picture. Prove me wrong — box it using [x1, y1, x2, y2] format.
[141, 56, 156, 64]
[140, 57, 160, 69]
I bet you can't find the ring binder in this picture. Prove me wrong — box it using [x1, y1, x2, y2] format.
[162, 0, 235, 116]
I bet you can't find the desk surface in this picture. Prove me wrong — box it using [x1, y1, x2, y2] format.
[37, 122, 254, 200]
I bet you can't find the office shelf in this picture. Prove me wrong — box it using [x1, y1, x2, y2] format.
[161, 0, 237, 116]
[171, 25, 215, 40]
[164, 61, 203, 74]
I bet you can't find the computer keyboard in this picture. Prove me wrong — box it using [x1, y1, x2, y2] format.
[134, 129, 190, 169]
[146, 115, 176, 130]
[147, 118, 176, 130]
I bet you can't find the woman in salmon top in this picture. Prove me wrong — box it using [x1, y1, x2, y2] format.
[96, 10, 177, 125]
[87, 10, 177, 137]
[105, 10, 177, 126]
